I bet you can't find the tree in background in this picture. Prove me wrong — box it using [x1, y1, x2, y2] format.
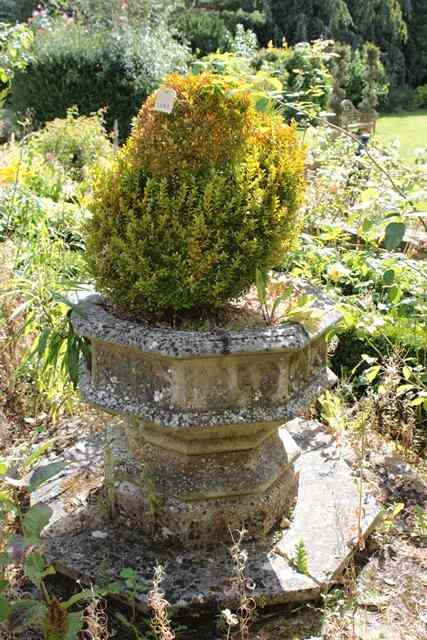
[403, 0, 427, 86]
[346, 0, 407, 88]
[269, 0, 352, 45]
[178, 1, 272, 54]
[0, 0, 38, 23]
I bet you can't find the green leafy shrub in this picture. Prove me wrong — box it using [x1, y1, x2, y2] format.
[11, 21, 188, 138]
[0, 0, 37, 23]
[176, 11, 231, 54]
[338, 42, 389, 111]
[25, 108, 113, 183]
[381, 85, 423, 112]
[85, 72, 305, 316]
[0, 22, 33, 107]
[415, 84, 427, 107]
[254, 40, 334, 117]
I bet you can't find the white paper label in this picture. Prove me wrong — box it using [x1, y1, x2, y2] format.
[153, 88, 177, 114]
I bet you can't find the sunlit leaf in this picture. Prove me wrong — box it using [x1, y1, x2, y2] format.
[384, 222, 405, 250]
[28, 461, 66, 492]
[23, 504, 52, 541]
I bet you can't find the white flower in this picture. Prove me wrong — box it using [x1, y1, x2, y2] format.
[221, 609, 239, 627]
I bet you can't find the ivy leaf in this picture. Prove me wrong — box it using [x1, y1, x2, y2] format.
[384, 222, 405, 250]
[28, 461, 66, 493]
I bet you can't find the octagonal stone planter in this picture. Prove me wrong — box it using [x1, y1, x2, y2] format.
[71, 284, 341, 547]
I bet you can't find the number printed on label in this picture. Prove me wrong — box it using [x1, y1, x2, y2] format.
[154, 88, 177, 114]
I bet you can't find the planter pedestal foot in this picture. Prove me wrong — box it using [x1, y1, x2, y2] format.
[35, 418, 381, 614]
[111, 420, 301, 546]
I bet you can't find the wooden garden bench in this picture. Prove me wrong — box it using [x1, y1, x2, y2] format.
[339, 99, 377, 135]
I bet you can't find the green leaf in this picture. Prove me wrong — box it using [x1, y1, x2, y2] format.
[23, 439, 55, 469]
[410, 396, 427, 406]
[365, 365, 382, 383]
[29, 461, 66, 493]
[402, 366, 412, 381]
[295, 539, 309, 575]
[24, 552, 55, 587]
[384, 222, 406, 250]
[0, 597, 11, 621]
[396, 384, 415, 396]
[0, 552, 11, 568]
[64, 611, 83, 640]
[23, 504, 52, 542]
[62, 589, 96, 610]
[382, 269, 395, 285]
[37, 328, 51, 360]
[255, 269, 268, 306]
[8, 600, 47, 632]
[120, 567, 136, 579]
[0, 491, 15, 511]
[24, 552, 45, 586]
[255, 95, 270, 113]
[388, 284, 401, 304]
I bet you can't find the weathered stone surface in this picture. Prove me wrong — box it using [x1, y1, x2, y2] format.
[111, 425, 300, 545]
[71, 286, 341, 360]
[39, 419, 381, 614]
[71, 286, 340, 544]
[32, 433, 104, 536]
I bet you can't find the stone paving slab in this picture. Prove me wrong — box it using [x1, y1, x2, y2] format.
[36, 418, 381, 615]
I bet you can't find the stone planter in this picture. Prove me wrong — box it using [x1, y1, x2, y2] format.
[71, 284, 341, 547]
[37, 283, 380, 612]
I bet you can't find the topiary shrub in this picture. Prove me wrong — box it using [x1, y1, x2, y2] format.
[85, 73, 305, 317]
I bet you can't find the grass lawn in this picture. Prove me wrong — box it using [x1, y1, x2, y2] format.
[375, 109, 427, 162]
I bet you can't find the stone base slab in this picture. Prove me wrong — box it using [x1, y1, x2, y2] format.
[35, 418, 381, 614]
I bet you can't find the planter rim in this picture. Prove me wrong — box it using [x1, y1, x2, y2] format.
[71, 284, 341, 359]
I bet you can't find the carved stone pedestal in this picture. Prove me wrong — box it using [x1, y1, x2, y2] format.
[72, 286, 339, 545]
